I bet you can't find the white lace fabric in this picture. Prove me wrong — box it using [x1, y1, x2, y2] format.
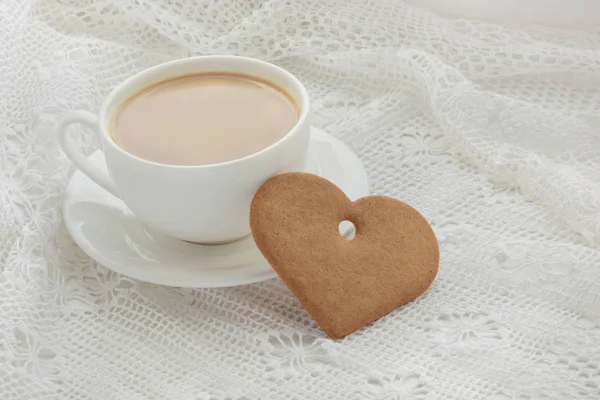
[1, 1, 600, 399]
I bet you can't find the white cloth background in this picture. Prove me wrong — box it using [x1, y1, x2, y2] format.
[1, 1, 599, 399]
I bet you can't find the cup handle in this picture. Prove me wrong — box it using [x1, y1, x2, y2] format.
[59, 110, 120, 198]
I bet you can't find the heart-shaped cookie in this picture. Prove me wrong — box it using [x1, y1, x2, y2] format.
[250, 173, 439, 339]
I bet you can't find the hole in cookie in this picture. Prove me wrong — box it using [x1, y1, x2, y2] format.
[338, 220, 356, 240]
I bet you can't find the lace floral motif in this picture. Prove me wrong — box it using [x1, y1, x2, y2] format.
[398, 132, 449, 158]
[261, 330, 334, 379]
[433, 312, 505, 346]
[360, 372, 430, 400]
[7, 328, 59, 380]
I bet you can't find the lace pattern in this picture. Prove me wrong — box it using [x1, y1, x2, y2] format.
[1, 0, 600, 398]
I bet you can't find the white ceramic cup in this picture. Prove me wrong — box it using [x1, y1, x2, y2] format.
[59, 56, 311, 244]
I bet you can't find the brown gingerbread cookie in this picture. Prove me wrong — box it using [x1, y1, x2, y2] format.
[250, 172, 439, 339]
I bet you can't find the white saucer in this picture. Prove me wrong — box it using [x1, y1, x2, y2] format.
[63, 127, 369, 288]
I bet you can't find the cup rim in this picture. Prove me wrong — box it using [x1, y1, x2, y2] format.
[99, 55, 310, 169]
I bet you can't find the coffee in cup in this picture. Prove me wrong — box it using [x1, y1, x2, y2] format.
[111, 73, 299, 166]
